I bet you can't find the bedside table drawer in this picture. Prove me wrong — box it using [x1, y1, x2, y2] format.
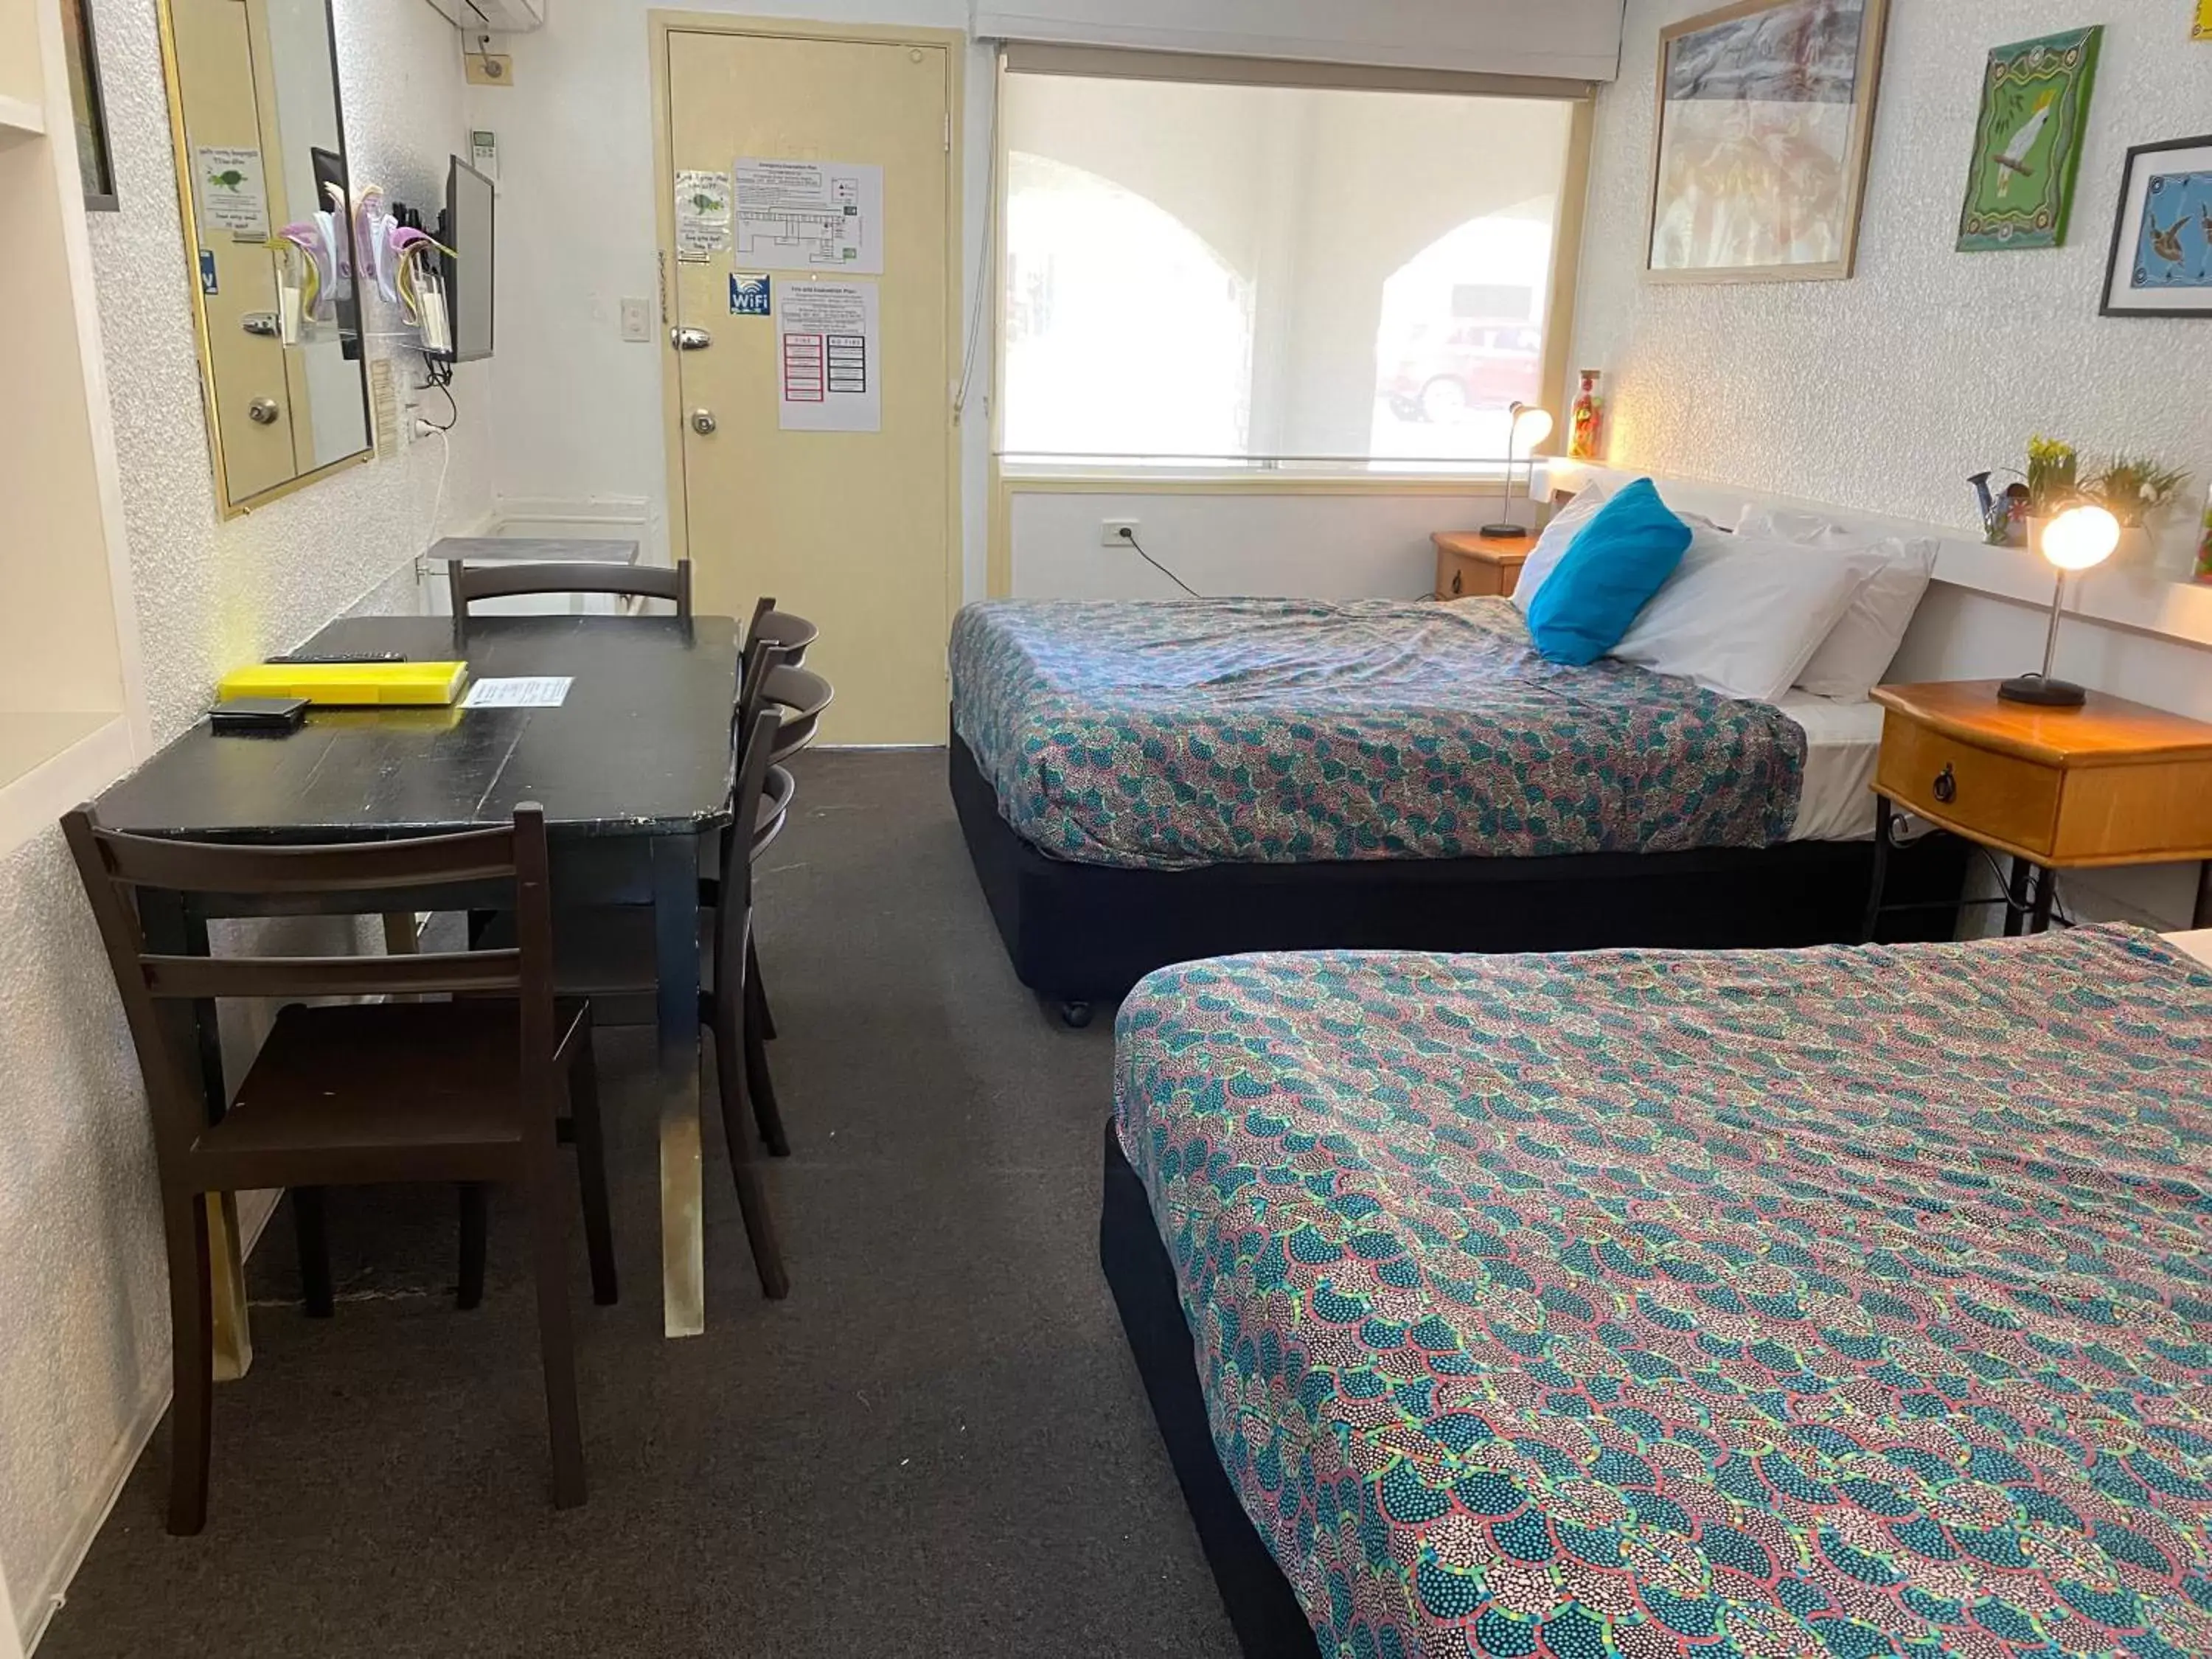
[1876, 715, 2062, 855]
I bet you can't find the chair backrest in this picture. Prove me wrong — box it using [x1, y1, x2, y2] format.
[62, 807, 560, 1170]
[737, 636, 801, 739]
[712, 709, 785, 992]
[748, 609, 816, 667]
[450, 558, 693, 619]
[759, 665, 833, 765]
[745, 595, 778, 643]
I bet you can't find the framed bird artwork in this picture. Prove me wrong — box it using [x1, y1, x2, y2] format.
[2101, 135, 2212, 318]
[1956, 27, 2101, 253]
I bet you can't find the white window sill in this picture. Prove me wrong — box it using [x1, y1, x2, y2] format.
[998, 459, 1526, 493]
[0, 713, 139, 859]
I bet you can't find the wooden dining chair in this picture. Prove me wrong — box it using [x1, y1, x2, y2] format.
[717, 664, 833, 1157]
[61, 804, 614, 1533]
[450, 557, 692, 619]
[474, 709, 793, 1298]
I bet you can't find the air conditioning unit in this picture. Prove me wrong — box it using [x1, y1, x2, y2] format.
[423, 0, 545, 32]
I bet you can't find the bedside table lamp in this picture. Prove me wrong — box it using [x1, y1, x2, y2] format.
[1999, 503, 2120, 707]
[1481, 402, 1554, 539]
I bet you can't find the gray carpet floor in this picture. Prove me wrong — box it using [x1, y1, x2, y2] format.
[39, 750, 1239, 1659]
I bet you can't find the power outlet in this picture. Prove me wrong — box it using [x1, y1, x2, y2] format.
[1100, 519, 1141, 549]
[619, 296, 652, 342]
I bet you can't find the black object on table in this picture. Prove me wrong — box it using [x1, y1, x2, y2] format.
[92, 613, 740, 1338]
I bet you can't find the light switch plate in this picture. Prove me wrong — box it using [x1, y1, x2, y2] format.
[619, 296, 652, 342]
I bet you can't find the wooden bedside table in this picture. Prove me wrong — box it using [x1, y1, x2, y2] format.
[1864, 681, 2212, 938]
[1433, 531, 1531, 600]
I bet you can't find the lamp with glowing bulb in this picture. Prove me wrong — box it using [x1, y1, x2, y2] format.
[1997, 503, 2119, 707]
[1481, 402, 1554, 539]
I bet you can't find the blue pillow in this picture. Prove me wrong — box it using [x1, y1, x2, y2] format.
[1523, 477, 1691, 665]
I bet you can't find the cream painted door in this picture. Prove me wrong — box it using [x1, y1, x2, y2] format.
[170, 0, 297, 498]
[664, 25, 954, 745]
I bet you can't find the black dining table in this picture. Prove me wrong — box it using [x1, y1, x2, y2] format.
[92, 612, 741, 1342]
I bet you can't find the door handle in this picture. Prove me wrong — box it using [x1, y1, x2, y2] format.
[247, 397, 282, 425]
[671, 326, 712, 352]
[240, 312, 280, 337]
[690, 408, 717, 436]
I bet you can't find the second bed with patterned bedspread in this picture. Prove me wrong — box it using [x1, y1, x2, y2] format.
[1113, 925, 2212, 1658]
[950, 597, 1808, 870]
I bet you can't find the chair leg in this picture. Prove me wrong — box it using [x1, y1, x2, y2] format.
[291, 1186, 334, 1318]
[747, 934, 776, 1040]
[566, 1025, 619, 1307]
[164, 1193, 215, 1535]
[526, 1176, 587, 1509]
[742, 969, 790, 1158]
[456, 1183, 488, 1310]
[709, 1004, 790, 1301]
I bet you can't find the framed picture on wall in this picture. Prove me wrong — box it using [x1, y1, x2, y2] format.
[1645, 0, 1891, 284]
[1955, 28, 2101, 252]
[2101, 135, 2212, 318]
[61, 0, 119, 210]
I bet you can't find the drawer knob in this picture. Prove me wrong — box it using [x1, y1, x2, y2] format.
[1450, 571, 1464, 596]
[1932, 762, 1956, 804]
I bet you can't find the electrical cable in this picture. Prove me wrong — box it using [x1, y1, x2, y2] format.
[416, 349, 458, 431]
[420, 425, 453, 552]
[1118, 528, 1202, 598]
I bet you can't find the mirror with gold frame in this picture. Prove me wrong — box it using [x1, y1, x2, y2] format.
[159, 0, 370, 517]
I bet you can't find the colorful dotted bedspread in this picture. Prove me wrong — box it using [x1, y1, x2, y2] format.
[949, 597, 1806, 870]
[1112, 925, 2212, 1658]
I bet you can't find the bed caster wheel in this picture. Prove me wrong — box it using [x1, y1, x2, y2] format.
[1057, 1000, 1095, 1030]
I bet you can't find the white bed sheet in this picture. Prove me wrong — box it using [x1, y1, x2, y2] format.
[1770, 691, 1884, 843]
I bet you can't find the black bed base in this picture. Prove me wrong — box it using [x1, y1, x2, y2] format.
[1099, 1119, 1321, 1659]
[953, 731, 1968, 1011]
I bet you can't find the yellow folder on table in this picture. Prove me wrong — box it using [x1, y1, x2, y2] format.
[218, 661, 471, 706]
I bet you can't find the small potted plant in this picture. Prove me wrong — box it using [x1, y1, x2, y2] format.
[2023, 437, 2079, 555]
[2082, 454, 2190, 569]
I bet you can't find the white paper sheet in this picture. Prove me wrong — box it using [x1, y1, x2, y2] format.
[462, 675, 574, 709]
[776, 280, 880, 434]
[675, 167, 732, 261]
[734, 157, 883, 275]
[195, 145, 269, 237]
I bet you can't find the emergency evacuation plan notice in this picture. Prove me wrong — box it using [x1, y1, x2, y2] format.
[734, 157, 884, 274]
[777, 280, 880, 434]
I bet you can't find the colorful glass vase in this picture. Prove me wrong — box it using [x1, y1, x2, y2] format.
[2197, 484, 2212, 585]
[1568, 369, 1604, 462]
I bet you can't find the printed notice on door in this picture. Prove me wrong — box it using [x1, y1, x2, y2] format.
[195, 145, 270, 238]
[734, 158, 883, 275]
[675, 168, 732, 260]
[777, 281, 880, 434]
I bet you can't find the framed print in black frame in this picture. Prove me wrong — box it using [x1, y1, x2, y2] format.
[2102, 134, 2212, 318]
[61, 0, 119, 210]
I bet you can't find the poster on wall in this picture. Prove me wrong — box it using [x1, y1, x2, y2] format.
[1646, 0, 1891, 283]
[776, 280, 880, 433]
[1955, 27, 2102, 252]
[2195, 1, 2212, 42]
[675, 168, 732, 260]
[2101, 134, 2212, 317]
[195, 145, 269, 237]
[734, 157, 884, 275]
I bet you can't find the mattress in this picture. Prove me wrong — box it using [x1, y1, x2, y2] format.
[950, 596, 1809, 871]
[1773, 691, 1884, 843]
[1113, 925, 2212, 1659]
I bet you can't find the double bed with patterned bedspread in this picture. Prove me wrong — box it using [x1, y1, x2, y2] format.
[950, 597, 1809, 871]
[1113, 925, 2212, 1658]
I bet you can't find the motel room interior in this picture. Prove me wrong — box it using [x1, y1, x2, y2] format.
[7, 0, 2212, 1654]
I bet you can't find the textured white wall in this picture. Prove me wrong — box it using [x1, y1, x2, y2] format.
[1576, 1, 2212, 537]
[0, 0, 486, 1641]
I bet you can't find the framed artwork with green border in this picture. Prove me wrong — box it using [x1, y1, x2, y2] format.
[1957, 27, 2101, 251]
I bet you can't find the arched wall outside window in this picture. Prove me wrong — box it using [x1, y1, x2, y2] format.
[998, 64, 1583, 468]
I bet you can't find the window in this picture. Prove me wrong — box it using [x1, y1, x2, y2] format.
[998, 63, 1585, 469]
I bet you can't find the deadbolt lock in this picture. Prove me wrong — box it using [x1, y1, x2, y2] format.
[247, 397, 282, 425]
[690, 408, 717, 436]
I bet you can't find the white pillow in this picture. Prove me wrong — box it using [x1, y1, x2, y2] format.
[1608, 529, 1892, 703]
[1510, 479, 1614, 616]
[1512, 481, 1726, 616]
[1735, 509, 1938, 700]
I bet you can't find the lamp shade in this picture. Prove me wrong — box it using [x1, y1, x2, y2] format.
[1511, 404, 1555, 447]
[2040, 504, 2121, 573]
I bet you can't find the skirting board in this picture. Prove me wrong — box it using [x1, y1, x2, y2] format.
[15, 1196, 280, 1654]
